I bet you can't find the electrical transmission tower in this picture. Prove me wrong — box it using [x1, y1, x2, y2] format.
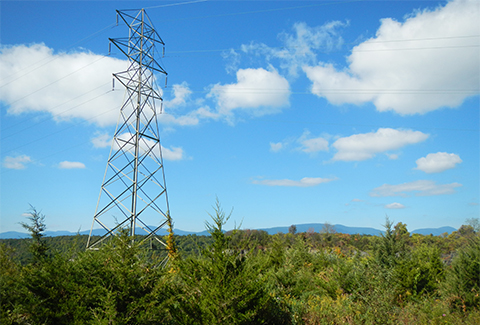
[87, 9, 172, 254]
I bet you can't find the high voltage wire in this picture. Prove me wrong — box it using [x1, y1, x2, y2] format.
[2, 97, 119, 157]
[353, 44, 479, 52]
[157, 0, 363, 22]
[251, 117, 479, 133]
[0, 23, 117, 87]
[166, 35, 479, 56]
[0, 0, 357, 85]
[165, 87, 479, 94]
[1, 84, 113, 138]
[3, 37, 477, 111]
[363, 34, 479, 44]
[4, 55, 108, 108]
[143, 0, 208, 10]
[0, 139, 94, 176]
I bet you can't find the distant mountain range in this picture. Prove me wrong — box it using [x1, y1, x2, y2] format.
[0, 223, 457, 239]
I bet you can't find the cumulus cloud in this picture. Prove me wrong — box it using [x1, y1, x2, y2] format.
[252, 176, 337, 187]
[414, 152, 462, 173]
[91, 133, 111, 148]
[371, 180, 462, 197]
[385, 202, 405, 209]
[2, 155, 32, 169]
[332, 128, 428, 161]
[58, 161, 86, 169]
[163, 82, 192, 108]
[303, 0, 479, 114]
[161, 146, 185, 161]
[0, 43, 129, 126]
[158, 106, 221, 126]
[297, 130, 329, 153]
[270, 130, 329, 155]
[209, 67, 290, 118]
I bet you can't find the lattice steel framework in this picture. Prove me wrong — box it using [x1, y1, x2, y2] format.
[87, 9, 171, 251]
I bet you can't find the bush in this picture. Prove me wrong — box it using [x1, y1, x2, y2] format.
[167, 199, 289, 324]
[443, 236, 480, 312]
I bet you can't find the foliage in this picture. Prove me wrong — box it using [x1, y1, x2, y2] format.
[374, 217, 409, 268]
[1, 206, 479, 324]
[166, 212, 179, 261]
[465, 217, 480, 233]
[289, 225, 297, 235]
[443, 236, 480, 312]
[20, 205, 49, 262]
[397, 244, 444, 299]
[167, 199, 289, 324]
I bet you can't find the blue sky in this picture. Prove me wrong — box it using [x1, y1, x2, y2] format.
[1, 0, 479, 234]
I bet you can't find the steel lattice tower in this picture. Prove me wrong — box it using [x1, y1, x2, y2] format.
[87, 9, 171, 252]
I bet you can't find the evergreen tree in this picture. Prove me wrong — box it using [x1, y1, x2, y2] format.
[20, 206, 48, 262]
[168, 199, 289, 324]
[444, 235, 480, 312]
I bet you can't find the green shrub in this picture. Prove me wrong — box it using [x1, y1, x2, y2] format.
[167, 199, 289, 324]
[443, 236, 480, 312]
[396, 244, 445, 298]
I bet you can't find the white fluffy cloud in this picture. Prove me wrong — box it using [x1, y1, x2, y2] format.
[209, 67, 290, 118]
[371, 180, 462, 197]
[253, 177, 337, 187]
[298, 131, 329, 153]
[158, 106, 221, 126]
[0, 44, 129, 126]
[91, 133, 111, 148]
[0, 44, 222, 129]
[303, 0, 479, 114]
[161, 146, 185, 161]
[414, 152, 462, 173]
[163, 82, 192, 108]
[385, 202, 405, 209]
[270, 130, 329, 154]
[58, 161, 86, 169]
[2, 155, 32, 169]
[332, 128, 428, 161]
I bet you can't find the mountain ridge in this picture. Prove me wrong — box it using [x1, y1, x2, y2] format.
[0, 223, 457, 239]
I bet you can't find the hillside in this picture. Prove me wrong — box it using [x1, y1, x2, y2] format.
[0, 223, 456, 239]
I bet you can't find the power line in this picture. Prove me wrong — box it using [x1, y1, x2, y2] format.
[364, 34, 479, 44]
[166, 34, 479, 56]
[4, 55, 108, 107]
[252, 117, 479, 133]
[0, 139, 93, 176]
[143, 0, 208, 10]
[1, 84, 112, 139]
[353, 44, 478, 52]
[165, 87, 479, 94]
[158, 0, 362, 22]
[2, 98, 119, 157]
[0, 23, 117, 88]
